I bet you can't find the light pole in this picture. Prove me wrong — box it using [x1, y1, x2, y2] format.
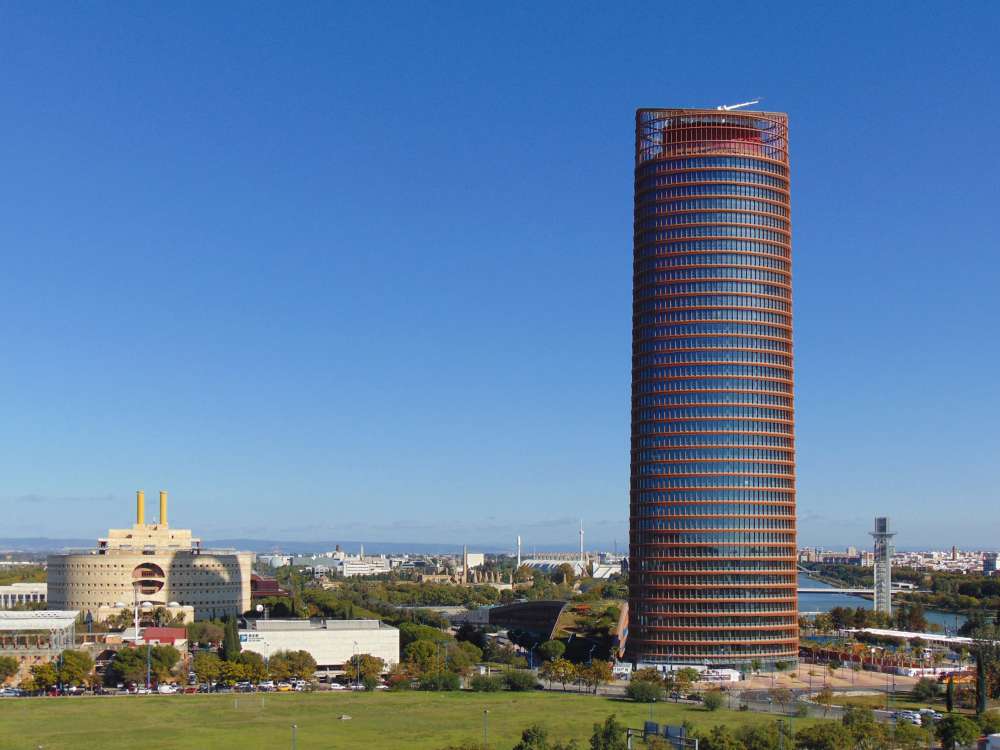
[291, 723, 297, 750]
[482, 709, 489, 750]
[353, 641, 359, 688]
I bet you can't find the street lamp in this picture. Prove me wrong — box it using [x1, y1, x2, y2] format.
[353, 641, 359, 688]
[291, 723, 297, 750]
[482, 709, 489, 750]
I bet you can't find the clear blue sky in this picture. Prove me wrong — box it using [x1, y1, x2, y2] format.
[1, 2, 997, 550]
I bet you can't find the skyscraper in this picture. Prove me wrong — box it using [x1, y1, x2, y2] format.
[628, 108, 797, 668]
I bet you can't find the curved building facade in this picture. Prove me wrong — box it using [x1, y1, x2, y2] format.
[628, 109, 797, 668]
[47, 491, 252, 621]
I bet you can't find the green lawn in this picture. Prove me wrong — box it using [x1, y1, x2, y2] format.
[0, 690, 813, 750]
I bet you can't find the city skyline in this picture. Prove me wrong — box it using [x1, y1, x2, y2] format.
[1, 4, 998, 548]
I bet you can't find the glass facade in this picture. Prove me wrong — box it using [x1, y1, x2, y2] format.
[628, 109, 797, 667]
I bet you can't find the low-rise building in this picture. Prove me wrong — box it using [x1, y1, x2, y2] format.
[238, 619, 399, 675]
[0, 610, 78, 682]
[0, 582, 47, 609]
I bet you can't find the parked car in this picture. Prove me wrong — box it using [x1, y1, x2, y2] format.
[276, 682, 293, 692]
[328, 682, 346, 691]
[157, 684, 178, 694]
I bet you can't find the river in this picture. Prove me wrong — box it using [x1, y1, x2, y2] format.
[797, 573, 966, 633]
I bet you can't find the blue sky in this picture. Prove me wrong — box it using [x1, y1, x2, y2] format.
[0, 2, 997, 550]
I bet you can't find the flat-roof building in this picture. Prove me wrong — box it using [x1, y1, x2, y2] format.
[47, 490, 253, 621]
[238, 619, 399, 674]
[0, 582, 47, 609]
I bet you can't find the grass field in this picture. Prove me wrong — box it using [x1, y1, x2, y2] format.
[0, 690, 814, 750]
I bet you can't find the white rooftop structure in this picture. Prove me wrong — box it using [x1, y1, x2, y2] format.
[0, 610, 79, 631]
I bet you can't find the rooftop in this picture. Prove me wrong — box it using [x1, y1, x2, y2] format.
[0, 610, 78, 631]
[247, 618, 396, 632]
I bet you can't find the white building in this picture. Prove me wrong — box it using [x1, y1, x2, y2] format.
[0, 582, 47, 609]
[239, 618, 399, 674]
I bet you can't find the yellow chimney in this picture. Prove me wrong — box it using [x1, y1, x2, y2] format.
[159, 490, 168, 526]
[136, 489, 145, 525]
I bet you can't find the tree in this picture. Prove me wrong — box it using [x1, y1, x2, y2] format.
[106, 648, 147, 686]
[30, 663, 58, 691]
[841, 706, 888, 750]
[541, 658, 577, 691]
[148, 644, 181, 682]
[979, 711, 1000, 736]
[699, 726, 744, 750]
[893, 722, 930, 750]
[737, 722, 791, 750]
[218, 660, 246, 686]
[815, 686, 835, 717]
[192, 652, 222, 685]
[58, 650, 95, 687]
[674, 667, 700, 694]
[221, 617, 241, 661]
[187, 621, 224, 646]
[947, 676, 955, 712]
[579, 661, 613, 695]
[626, 680, 664, 703]
[348, 653, 386, 682]
[404, 640, 441, 674]
[237, 651, 268, 683]
[589, 715, 627, 750]
[794, 722, 853, 750]
[703, 689, 724, 711]
[769, 687, 794, 714]
[935, 715, 980, 750]
[632, 667, 664, 685]
[538, 640, 566, 663]
[511, 724, 579, 750]
[913, 676, 941, 701]
[0, 656, 18, 684]
[268, 649, 316, 680]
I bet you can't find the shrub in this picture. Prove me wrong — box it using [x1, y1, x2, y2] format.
[703, 690, 724, 711]
[913, 676, 941, 701]
[626, 680, 664, 703]
[504, 670, 539, 692]
[418, 671, 461, 691]
[469, 674, 504, 692]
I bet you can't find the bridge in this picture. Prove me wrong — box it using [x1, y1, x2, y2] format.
[797, 587, 872, 594]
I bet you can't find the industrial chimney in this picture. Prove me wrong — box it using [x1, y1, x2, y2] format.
[136, 489, 145, 526]
[159, 490, 168, 526]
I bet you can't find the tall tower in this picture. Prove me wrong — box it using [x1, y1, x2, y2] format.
[871, 517, 895, 615]
[628, 108, 797, 668]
